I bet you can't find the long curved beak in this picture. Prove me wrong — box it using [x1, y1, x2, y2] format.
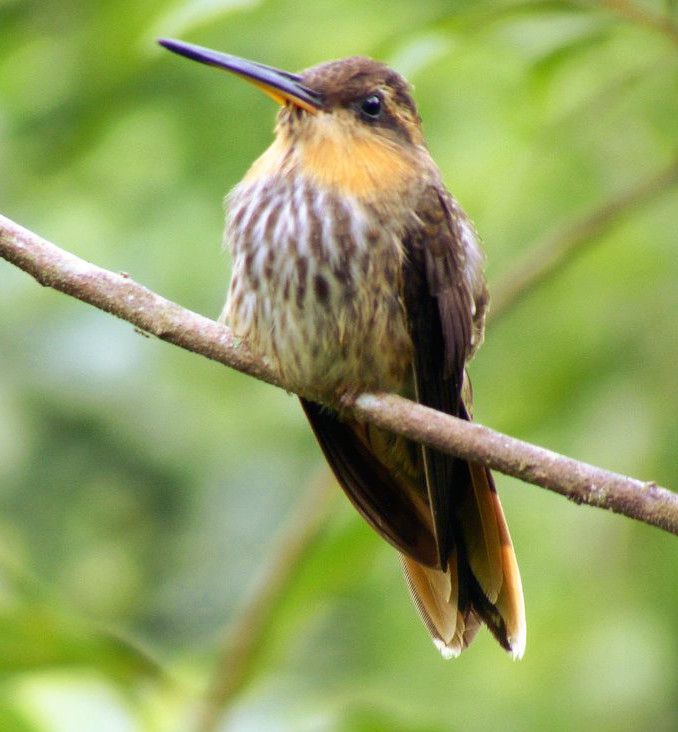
[158, 38, 323, 114]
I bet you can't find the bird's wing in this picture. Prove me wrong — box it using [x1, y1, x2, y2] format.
[400, 186, 525, 656]
[298, 187, 488, 574]
[301, 186, 525, 657]
[300, 398, 439, 568]
[403, 185, 485, 567]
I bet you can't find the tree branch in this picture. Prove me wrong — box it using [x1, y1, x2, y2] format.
[1, 212, 676, 535]
[352, 393, 675, 532]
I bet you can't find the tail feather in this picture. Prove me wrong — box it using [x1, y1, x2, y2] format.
[491, 487, 526, 658]
[403, 462, 526, 660]
[300, 396, 525, 658]
[460, 462, 503, 604]
[402, 552, 482, 658]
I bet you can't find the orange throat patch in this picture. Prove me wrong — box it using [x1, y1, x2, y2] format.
[244, 113, 420, 200]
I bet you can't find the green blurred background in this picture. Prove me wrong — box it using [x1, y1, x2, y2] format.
[1, 1, 677, 730]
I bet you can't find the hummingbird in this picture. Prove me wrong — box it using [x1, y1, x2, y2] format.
[160, 38, 526, 659]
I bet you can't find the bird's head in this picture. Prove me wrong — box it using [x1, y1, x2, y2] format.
[159, 39, 432, 198]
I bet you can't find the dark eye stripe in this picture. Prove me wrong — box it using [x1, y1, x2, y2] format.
[351, 91, 413, 145]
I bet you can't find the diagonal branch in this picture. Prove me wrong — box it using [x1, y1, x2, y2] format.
[596, 0, 678, 46]
[352, 393, 675, 532]
[196, 468, 336, 732]
[1, 212, 676, 535]
[489, 157, 678, 322]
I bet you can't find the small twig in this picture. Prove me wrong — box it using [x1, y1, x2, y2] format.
[489, 158, 678, 322]
[0, 212, 675, 535]
[596, 0, 678, 45]
[195, 469, 336, 732]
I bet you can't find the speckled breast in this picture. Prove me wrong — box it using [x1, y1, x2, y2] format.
[223, 173, 414, 402]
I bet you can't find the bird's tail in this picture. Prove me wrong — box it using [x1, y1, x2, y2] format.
[402, 462, 526, 659]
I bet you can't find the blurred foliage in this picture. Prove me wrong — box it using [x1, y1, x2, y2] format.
[1, 0, 677, 730]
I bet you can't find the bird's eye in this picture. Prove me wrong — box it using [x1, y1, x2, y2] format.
[360, 94, 382, 119]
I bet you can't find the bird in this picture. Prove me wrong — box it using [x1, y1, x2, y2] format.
[159, 38, 526, 659]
